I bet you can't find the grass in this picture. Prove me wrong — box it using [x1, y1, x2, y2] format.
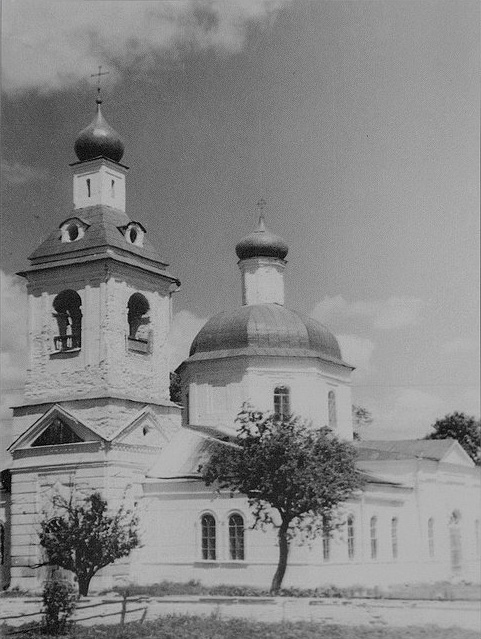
[3, 615, 481, 639]
[104, 579, 481, 601]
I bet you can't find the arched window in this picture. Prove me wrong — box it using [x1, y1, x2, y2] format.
[228, 514, 245, 560]
[475, 520, 480, 559]
[53, 290, 82, 351]
[449, 511, 462, 572]
[127, 293, 150, 349]
[201, 514, 216, 560]
[322, 522, 331, 562]
[370, 516, 378, 559]
[328, 390, 337, 429]
[391, 517, 398, 560]
[347, 515, 355, 560]
[0, 522, 4, 566]
[274, 386, 290, 421]
[428, 518, 435, 558]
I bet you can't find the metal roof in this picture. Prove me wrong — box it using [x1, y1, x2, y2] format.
[25, 205, 177, 282]
[354, 439, 459, 461]
[186, 303, 350, 367]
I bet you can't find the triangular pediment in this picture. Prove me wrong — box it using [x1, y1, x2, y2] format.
[32, 419, 83, 447]
[113, 408, 168, 448]
[8, 405, 101, 452]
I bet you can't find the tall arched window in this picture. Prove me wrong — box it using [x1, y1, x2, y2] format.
[228, 514, 245, 560]
[322, 523, 331, 562]
[0, 522, 4, 566]
[328, 390, 337, 429]
[370, 516, 378, 560]
[428, 518, 435, 558]
[127, 293, 150, 350]
[475, 520, 480, 559]
[347, 515, 355, 560]
[201, 514, 216, 560]
[53, 290, 82, 351]
[391, 517, 398, 559]
[449, 511, 462, 572]
[274, 386, 290, 420]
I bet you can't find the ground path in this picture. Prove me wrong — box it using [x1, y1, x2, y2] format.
[1, 595, 480, 631]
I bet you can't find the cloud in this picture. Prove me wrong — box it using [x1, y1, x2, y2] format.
[166, 309, 207, 370]
[1, 160, 49, 185]
[311, 295, 423, 330]
[0, 272, 27, 456]
[2, 0, 290, 95]
[337, 334, 375, 375]
[440, 337, 479, 355]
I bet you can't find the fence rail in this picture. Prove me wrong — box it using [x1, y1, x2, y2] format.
[2, 595, 150, 633]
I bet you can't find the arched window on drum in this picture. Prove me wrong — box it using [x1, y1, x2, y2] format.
[274, 386, 290, 421]
[328, 390, 337, 429]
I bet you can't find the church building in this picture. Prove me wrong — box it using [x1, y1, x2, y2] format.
[1, 98, 479, 592]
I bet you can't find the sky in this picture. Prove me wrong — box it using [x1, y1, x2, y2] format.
[1, 0, 479, 449]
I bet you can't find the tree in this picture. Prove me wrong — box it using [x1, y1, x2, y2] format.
[352, 404, 373, 441]
[201, 407, 364, 593]
[169, 371, 182, 404]
[38, 491, 139, 596]
[424, 411, 481, 465]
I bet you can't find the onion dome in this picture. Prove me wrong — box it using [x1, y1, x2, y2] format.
[74, 98, 124, 163]
[188, 303, 348, 366]
[235, 216, 288, 261]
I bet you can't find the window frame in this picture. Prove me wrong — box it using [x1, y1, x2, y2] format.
[370, 515, 378, 560]
[228, 512, 245, 561]
[273, 385, 291, 421]
[347, 514, 355, 560]
[200, 513, 217, 561]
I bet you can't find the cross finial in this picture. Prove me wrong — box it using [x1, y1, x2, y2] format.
[91, 66, 110, 104]
[256, 198, 267, 213]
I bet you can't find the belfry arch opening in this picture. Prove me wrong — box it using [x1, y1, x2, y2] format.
[127, 293, 150, 351]
[52, 290, 82, 351]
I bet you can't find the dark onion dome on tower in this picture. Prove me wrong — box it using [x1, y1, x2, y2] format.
[235, 216, 289, 261]
[74, 98, 125, 163]
[187, 303, 351, 367]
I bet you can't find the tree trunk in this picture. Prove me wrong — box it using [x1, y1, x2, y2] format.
[77, 573, 92, 597]
[270, 522, 289, 594]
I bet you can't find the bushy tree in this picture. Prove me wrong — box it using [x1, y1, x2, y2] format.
[39, 492, 139, 596]
[201, 407, 363, 593]
[424, 412, 481, 465]
[352, 404, 373, 440]
[41, 579, 76, 635]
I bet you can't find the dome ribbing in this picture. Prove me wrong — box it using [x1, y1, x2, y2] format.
[188, 303, 347, 365]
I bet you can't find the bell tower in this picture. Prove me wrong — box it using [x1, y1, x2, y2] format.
[7, 91, 182, 592]
[15, 94, 181, 429]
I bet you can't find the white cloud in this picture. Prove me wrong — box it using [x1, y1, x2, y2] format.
[311, 295, 423, 330]
[0, 272, 27, 454]
[2, 0, 290, 95]
[1, 160, 49, 185]
[166, 309, 207, 369]
[440, 337, 480, 356]
[337, 334, 375, 375]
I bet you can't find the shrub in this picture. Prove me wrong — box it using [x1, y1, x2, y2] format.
[41, 579, 76, 635]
